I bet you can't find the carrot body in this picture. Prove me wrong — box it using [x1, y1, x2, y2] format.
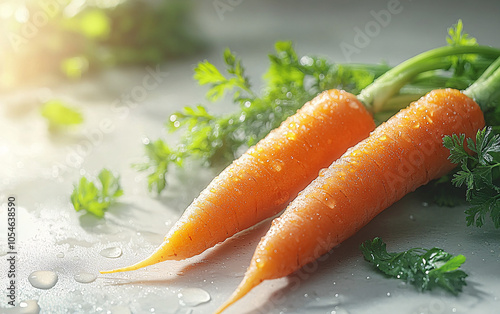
[216, 88, 485, 313]
[102, 89, 375, 273]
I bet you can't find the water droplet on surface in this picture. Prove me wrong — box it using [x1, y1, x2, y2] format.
[100, 247, 122, 258]
[177, 288, 211, 306]
[331, 306, 349, 314]
[421, 202, 429, 207]
[107, 305, 132, 314]
[386, 292, 391, 297]
[74, 272, 97, 283]
[28, 270, 58, 289]
[9, 300, 40, 314]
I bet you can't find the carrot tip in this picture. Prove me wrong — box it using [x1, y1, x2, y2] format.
[100, 241, 175, 274]
[214, 267, 263, 314]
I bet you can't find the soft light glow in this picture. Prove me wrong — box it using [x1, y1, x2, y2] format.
[14, 5, 29, 23]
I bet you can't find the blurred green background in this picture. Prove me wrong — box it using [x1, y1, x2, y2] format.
[0, 0, 203, 89]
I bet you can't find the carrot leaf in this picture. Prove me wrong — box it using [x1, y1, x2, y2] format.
[41, 100, 84, 129]
[443, 127, 500, 228]
[71, 168, 123, 218]
[194, 48, 254, 102]
[133, 139, 183, 194]
[446, 19, 478, 79]
[361, 237, 468, 295]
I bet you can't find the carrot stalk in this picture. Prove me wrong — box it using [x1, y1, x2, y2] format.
[215, 57, 500, 313]
[101, 45, 499, 275]
[464, 56, 500, 106]
[358, 45, 500, 112]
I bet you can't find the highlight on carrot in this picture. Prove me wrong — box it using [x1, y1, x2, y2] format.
[101, 43, 500, 275]
[214, 56, 500, 314]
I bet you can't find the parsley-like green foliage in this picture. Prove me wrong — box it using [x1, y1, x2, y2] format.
[424, 21, 500, 207]
[41, 100, 83, 129]
[444, 19, 484, 90]
[133, 139, 182, 194]
[419, 174, 466, 207]
[444, 20, 500, 93]
[361, 238, 468, 295]
[194, 48, 255, 102]
[135, 41, 390, 193]
[70, 169, 124, 218]
[443, 127, 500, 228]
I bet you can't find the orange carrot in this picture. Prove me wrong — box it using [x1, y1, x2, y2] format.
[101, 44, 499, 274]
[102, 89, 375, 273]
[215, 88, 485, 313]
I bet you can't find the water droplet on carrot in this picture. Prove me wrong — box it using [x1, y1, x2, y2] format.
[323, 196, 336, 209]
[274, 191, 290, 206]
[318, 168, 328, 177]
[271, 160, 284, 172]
[286, 132, 296, 140]
[255, 258, 264, 268]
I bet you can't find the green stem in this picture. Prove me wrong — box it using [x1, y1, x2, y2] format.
[464, 56, 500, 109]
[358, 45, 500, 113]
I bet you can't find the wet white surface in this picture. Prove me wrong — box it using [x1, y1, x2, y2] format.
[1, 1, 500, 313]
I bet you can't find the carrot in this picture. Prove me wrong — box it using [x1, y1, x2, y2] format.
[215, 88, 486, 313]
[101, 45, 500, 274]
[103, 89, 374, 270]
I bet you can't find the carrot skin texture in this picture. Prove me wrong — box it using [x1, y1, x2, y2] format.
[216, 89, 485, 313]
[101, 89, 375, 273]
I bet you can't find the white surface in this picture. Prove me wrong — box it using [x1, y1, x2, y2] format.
[1, 1, 500, 313]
